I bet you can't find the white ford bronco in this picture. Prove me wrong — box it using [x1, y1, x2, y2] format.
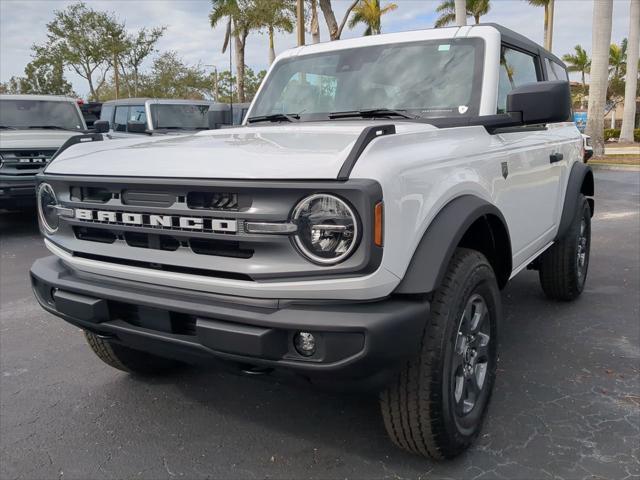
[30, 24, 594, 459]
[0, 95, 87, 209]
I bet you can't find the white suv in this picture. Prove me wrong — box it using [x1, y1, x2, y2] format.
[30, 24, 593, 459]
[0, 95, 86, 209]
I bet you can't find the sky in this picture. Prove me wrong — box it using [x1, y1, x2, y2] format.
[0, 0, 634, 98]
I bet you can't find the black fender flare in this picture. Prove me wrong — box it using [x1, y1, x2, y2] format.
[556, 162, 594, 240]
[394, 195, 512, 295]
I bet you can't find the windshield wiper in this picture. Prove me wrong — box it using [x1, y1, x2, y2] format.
[328, 109, 421, 120]
[28, 125, 81, 132]
[0, 125, 17, 130]
[246, 113, 300, 124]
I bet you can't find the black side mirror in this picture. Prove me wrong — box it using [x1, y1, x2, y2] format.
[507, 80, 571, 125]
[93, 120, 110, 133]
[208, 110, 229, 129]
[127, 121, 147, 134]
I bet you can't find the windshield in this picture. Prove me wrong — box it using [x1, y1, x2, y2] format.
[250, 38, 484, 121]
[0, 99, 84, 130]
[149, 104, 211, 130]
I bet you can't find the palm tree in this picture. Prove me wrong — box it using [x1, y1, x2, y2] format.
[586, 0, 614, 157]
[435, 0, 490, 27]
[209, 0, 256, 103]
[253, 0, 295, 64]
[609, 39, 628, 79]
[525, 0, 554, 51]
[348, 0, 397, 35]
[318, 0, 360, 40]
[620, 0, 639, 142]
[562, 45, 591, 92]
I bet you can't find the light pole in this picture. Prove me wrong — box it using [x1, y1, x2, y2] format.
[297, 0, 305, 46]
[205, 65, 220, 101]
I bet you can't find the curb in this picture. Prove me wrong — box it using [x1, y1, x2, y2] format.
[590, 163, 640, 172]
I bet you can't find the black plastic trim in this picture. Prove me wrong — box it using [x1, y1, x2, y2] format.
[50, 133, 104, 162]
[31, 255, 429, 384]
[556, 162, 594, 240]
[337, 124, 396, 180]
[394, 195, 512, 294]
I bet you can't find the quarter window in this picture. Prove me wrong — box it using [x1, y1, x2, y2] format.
[545, 58, 569, 81]
[497, 46, 539, 113]
[113, 106, 129, 132]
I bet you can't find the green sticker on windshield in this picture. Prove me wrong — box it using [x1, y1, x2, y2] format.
[438, 44, 451, 51]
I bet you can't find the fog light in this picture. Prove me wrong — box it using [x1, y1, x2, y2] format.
[294, 331, 316, 357]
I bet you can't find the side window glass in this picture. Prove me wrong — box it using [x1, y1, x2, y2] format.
[129, 105, 147, 126]
[497, 46, 539, 113]
[100, 105, 114, 124]
[113, 106, 129, 132]
[548, 59, 569, 81]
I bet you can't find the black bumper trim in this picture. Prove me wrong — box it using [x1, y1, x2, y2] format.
[31, 256, 428, 383]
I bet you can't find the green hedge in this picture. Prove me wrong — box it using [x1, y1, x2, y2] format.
[603, 128, 640, 142]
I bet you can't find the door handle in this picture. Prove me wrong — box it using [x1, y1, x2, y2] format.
[550, 153, 564, 163]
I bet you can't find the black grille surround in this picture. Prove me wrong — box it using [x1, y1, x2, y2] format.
[1, 149, 57, 176]
[38, 174, 383, 282]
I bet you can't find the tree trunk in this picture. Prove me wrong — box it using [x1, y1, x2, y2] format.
[620, 0, 639, 142]
[113, 52, 120, 100]
[455, 0, 466, 26]
[297, 0, 305, 46]
[310, 0, 320, 43]
[474, 14, 480, 24]
[235, 33, 246, 103]
[586, 0, 613, 157]
[269, 26, 276, 65]
[319, 0, 359, 40]
[546, 0, 555, 51]
[134, 68, 139, 97]
[610, 109, 616, 129]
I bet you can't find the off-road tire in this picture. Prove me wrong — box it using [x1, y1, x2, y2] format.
[84, 331, 183, 375]
[539, 194, 591, 301]
[380, 248, 500, 459]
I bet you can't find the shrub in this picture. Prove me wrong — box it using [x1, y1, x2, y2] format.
[603, 128, 640, 142]
[604, 128, 620, 141]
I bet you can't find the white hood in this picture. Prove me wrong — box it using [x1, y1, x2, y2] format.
[0, 129, 84, 150]
[45, 123, 433, 180]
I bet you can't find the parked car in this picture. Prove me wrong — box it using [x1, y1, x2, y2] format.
[0, 94, 86, 210]
[30, 24, 593, 459]
[78, 101, 102, 128]
[582, 134, 594, 162]
[99, 98, 233, 137]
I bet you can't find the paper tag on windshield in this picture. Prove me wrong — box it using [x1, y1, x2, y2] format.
[438, 44, 451, 51]
[458, 105, 469, 114]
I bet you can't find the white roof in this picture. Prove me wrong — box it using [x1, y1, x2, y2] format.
[0, 94, 79, 102]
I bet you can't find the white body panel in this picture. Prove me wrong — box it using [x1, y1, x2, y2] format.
[41, 25, 584, 301]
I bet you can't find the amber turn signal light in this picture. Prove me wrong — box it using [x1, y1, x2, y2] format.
[374, 202, 384, 247]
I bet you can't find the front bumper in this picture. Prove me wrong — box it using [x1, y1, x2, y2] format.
[0, 176, 36, 206]
[31, 256, 429, 388]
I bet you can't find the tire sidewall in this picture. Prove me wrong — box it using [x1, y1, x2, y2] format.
[440, 260, 500, 447]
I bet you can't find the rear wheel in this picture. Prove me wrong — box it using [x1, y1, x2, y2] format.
[84, 331, 183, 375]
[539, 194, 591, 301]
[380, 248, 500, 459]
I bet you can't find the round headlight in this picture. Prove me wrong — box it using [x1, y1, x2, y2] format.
[292, 194, 359, 265]
[37, 183, 59, 233]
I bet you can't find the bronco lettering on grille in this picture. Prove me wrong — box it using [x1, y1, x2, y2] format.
[74, 209, 237, 233]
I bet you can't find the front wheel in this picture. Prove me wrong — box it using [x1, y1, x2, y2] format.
[380, 248, 500, 459]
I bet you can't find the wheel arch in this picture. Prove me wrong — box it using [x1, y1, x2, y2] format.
[394, 195, 512, 295]
[557, 162, 594, 240]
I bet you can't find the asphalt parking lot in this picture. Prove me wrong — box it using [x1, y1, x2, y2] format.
[1, 169, 638, 480]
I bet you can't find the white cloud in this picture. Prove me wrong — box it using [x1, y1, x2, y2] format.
[0, 0, 633, 97]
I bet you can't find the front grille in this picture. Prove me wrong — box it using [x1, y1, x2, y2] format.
[73, 227, 254, 259]
[69, 185, 242, 211]
[1, 149, 57, 175]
